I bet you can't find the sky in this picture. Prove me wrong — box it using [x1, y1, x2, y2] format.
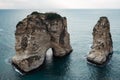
[0, 0, 120, 9]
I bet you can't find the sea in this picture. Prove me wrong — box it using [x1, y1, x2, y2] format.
[0, 9, 120, 80]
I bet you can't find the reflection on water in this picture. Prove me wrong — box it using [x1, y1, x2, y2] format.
[44, 49, 71, 80]
[87, 63, 112, 80]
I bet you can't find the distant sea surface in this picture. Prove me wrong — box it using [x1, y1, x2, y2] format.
[0, 9, 120, 80]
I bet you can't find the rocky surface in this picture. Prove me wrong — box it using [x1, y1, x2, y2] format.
[87, 17, 113, 65]
[12, 12, 72, 72]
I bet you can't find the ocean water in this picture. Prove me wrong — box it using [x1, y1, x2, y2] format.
[0, 9, 120, 80]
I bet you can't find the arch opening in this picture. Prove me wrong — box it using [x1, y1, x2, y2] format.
[45, 48, 53, 64]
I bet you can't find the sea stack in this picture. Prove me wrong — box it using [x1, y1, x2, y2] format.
[87, 17, 113, 65]
[12, 12, 72, 72]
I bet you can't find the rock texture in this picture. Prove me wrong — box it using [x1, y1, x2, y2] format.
[87, 17, 113, 65]
[12, 12, 72, 72]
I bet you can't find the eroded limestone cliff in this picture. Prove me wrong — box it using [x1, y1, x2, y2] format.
[12, 12, 72, 72]
[87, 17, 113, 65]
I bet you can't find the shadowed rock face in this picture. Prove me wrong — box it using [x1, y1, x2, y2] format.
[87, 17, 113, 65]
[12, 12, 72, 72]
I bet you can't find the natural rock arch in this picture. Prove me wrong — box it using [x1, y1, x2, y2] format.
[12, 12, 73, 72]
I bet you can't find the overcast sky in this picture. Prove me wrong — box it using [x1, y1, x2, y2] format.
[0, 0, 120, 9]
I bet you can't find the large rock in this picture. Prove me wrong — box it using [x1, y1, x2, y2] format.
[87, 17, 113, 65]
[12, 12, 72, 72]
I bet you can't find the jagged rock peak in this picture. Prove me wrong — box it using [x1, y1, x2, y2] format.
[87, 16, 113, 65]
[12, 11, 72, 72]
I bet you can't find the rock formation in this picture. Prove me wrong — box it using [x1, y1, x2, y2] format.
[12, 12, 72, 72]
[87, 17, 113, 65]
